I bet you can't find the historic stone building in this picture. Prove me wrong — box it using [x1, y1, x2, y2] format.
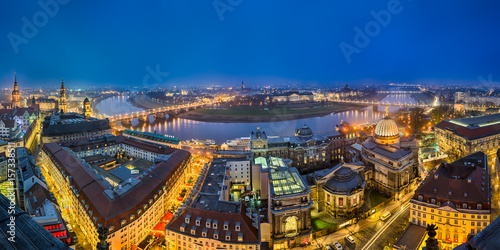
[270, 91, 314, 103]
[59, 79, 67, 114]
[435, 113, 500, 158]
[12, 74, 21, 108]
[250, 125, 352, 172]
[361, 112, 417, 200]
[304, 163, 366, 218]
[83, 97, 91, 118]
[268, 166, 312, 249]
[409, 152, 491, 249]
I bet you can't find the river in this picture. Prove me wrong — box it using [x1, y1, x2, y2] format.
[95, 94, 416, 143]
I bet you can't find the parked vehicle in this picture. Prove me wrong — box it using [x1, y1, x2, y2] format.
[333, 241, 343, 250]
[380, 211, 392, 221]
[345, 235, 355, 244]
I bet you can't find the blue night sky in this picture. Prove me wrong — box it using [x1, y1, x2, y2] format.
[1, 0, 500, 89]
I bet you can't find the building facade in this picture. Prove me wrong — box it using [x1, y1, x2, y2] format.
[59, 79, 67, 114]
[435, 113, 500, 158]
[361, 114, 417, 200]
[268, 166, 312, 249]
[409, 152, 491, 249]
[84, 97, 91, 118]
[41, 112, 111, 143]
[305, 164, 366, 218]
[250, 125, 353, 172]
[12, 74, 21, 108]
[40, 142, 192, 249]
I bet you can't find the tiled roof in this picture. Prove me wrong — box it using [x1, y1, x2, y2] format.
[167, 206, 259, 244]
[435, 119, 500, 140]
[413, 152, 490, 209]
[42, 142, 190, 231]
[0, 193, 69, 249]
[42, 119, 111, 136]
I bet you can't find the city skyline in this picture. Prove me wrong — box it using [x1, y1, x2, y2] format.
[2, 1, 500, 88]
[3, 2, 500, 250]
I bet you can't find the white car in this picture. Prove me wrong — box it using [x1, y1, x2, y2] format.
[345, 235, 355, 244]
[380, 211, 392, 221]
[333, 242, 343, 250]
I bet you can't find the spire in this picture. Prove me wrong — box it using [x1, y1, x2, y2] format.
[14, 72, 17, 83]
[385, 106, 389, 117]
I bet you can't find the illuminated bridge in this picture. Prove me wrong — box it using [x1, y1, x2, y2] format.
[332, 99, 435, 108]
[95, 100, 215, 125]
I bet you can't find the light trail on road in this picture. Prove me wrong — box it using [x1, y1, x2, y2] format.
[361, 202, 411, 250]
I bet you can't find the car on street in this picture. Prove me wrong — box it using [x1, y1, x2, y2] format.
[380, 211, 391, 221]
[333, 241, 343, 250]
[345, 235, 355, 244]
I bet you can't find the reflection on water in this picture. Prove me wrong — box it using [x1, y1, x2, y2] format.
[95, 95, 143, 116]
[95, 94, 417, 143]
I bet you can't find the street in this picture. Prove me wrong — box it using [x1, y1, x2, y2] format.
[296, 193, 413, 250]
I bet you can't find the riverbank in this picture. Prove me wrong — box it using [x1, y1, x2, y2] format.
[177, 103, 368, 123]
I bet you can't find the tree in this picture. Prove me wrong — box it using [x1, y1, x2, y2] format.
[430, 106, 446, 125]
[409, 108, 427, 132]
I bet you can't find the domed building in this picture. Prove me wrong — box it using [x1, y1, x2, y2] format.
[295, 125, 314, 138]
[303, 162, 367, 217]
[361, 110, 417, 200]
[373, 116, 400, 145]
[323, 166, 366, 217]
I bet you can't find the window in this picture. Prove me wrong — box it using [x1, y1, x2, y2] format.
[478, 204, 482, 210]
[224, 221, 229, 230]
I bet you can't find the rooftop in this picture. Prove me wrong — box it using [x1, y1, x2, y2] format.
[123, 129, 179, 145]
[392, 224, 427, 250]
[0, 193, 69, 249]
[363, 139, 412, 160]
[414, 151, 490, 209]
[42, 142, 190, 231]
[269, 167, 309, 197]
[436, 113, 500, 139]
[42, 112, 111, 136]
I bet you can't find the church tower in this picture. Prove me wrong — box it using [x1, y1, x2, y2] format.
[59, 78, 67, 113]
[83, 97, 91, 118]
[12, 73, 21, 108]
